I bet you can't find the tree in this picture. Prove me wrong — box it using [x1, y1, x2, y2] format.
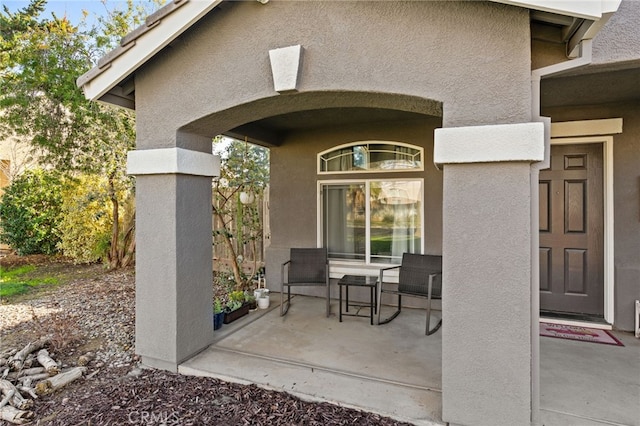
[212, 137, 269, 291]
[0, 169, 65, 255]
[0, 0, 160, 267]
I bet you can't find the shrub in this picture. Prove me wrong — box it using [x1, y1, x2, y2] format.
[57, 175, 113, 263]
[0, 169, 65, 255]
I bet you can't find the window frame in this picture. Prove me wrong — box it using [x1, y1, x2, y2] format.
[317, 141, 424, 175]
[317, 178, 425, 267]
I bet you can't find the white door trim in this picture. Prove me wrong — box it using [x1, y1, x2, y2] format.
[548, 134, 615, 324]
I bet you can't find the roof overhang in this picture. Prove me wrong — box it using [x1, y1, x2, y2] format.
[493, 0, 621, 20]
[77, 0, 222, 108]
[78, 0, 622, 110]
[499, 0, 622, 57]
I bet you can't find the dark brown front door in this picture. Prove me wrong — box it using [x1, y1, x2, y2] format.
[539, 143, 604, 316]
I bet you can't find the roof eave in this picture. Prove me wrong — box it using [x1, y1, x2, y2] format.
[491, 0, 621, 21]
[77, 0, 223, 108]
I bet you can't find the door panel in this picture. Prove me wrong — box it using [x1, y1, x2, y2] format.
[539, 143, 604, 316]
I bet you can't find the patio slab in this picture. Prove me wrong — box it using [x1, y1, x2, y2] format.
[181, 295, 444, 425]
[179, 295, 640, 426]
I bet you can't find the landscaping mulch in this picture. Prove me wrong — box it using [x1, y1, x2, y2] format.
[0, 257, 413, 426]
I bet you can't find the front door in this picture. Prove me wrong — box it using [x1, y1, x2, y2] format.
[539, 143, 604, 316]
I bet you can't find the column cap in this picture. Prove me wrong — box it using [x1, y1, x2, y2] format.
[434, 122, 544, 166]
[127, 147, 220, 177]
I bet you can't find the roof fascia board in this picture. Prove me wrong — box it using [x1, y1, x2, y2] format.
[491, 0, 621, 20]
[80, 0, 222, 102]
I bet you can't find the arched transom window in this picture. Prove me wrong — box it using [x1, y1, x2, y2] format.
[318, 141, 423, 174]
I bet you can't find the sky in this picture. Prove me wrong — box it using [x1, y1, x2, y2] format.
[2, 0, 158, 27]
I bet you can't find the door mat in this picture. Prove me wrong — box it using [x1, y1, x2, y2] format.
[540, 323, 624, 346]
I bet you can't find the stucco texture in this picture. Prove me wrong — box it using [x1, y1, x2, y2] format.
[133, 0, 532, 151]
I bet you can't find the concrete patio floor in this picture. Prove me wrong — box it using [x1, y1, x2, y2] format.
[179, 295, 640, 426]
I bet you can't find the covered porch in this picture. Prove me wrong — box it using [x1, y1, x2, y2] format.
[180, 296, 640, 426]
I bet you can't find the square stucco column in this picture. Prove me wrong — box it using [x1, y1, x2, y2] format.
[434, 123, 544, 426]
[128, 148, 220, 371]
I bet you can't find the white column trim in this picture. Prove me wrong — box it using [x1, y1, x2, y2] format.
[551, 118, 622, 138]
[434, 122, 544, 166]
[127, 147, 220, 177]
[550, 136, 615, 325]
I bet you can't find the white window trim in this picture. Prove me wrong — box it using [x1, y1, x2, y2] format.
[317, 141, 424, 175]
[317, 178, 425, 277]
[549, 132, 616, 325]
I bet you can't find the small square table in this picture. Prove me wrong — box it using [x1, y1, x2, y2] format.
[338, 275, 378, 325]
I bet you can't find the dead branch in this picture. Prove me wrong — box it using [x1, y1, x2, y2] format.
[35, 367, 86, 396]
[6, 367, 45, 381]
[36, 350, 59, 375]
[8, 339, 49, 371]
[0, 390, 14, 409]
[0, 380, 32, 410]
[18, 373, 50, 385]
[16, 386, 37, 400]
[0, 350, 17, 359]
[0, 405, 34, 424]
[77, 352, 95, 366]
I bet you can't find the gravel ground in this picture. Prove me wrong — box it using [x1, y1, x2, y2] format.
[0, 258, 412, 425]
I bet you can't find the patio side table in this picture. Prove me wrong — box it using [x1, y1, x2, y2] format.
[338, 275, 378, 325]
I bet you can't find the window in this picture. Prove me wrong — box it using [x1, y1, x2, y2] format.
[318, 141, 422, 173]
[319, 141, 423, 265]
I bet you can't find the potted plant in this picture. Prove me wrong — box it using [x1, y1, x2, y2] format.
[224, 290, 250, 324]
[213, 298, 225, 330]
[245, 291, 257, 310]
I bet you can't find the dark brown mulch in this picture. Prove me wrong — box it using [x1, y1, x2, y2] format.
[35, 369, 413, 426]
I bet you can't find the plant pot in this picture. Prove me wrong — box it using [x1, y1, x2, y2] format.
[223, 303, 250, 324]
[213, 312, 224, 330]
[258, 295, 270, 309]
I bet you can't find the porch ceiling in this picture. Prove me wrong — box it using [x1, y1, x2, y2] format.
[541, 65, 640, 108]
[225, 107, 432, 147]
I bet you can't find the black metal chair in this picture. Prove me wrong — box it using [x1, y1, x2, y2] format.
[376, 253, 442, 335]
[280, 248, 330, 317]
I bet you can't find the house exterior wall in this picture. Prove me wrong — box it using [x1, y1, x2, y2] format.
[133, 0, 531, 148]
[130, 1, 540, 424]
[543, 102, 640, 331]
[591, 0, 640, 66]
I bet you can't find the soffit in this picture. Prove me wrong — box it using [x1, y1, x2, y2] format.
[541, 66, 640, 108]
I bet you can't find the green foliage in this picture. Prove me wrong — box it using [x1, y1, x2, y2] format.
[0, 169, 65, 255]
[0, 0, 161, 268]
[212, 137, 269, 290]
[57, 174, 112, 263]
[0, 264, 59, 298]
[213, 298, 224, 314]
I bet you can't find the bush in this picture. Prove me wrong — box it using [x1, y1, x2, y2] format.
[57, 175, 113, 263]
[0, 169, 65, 255]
